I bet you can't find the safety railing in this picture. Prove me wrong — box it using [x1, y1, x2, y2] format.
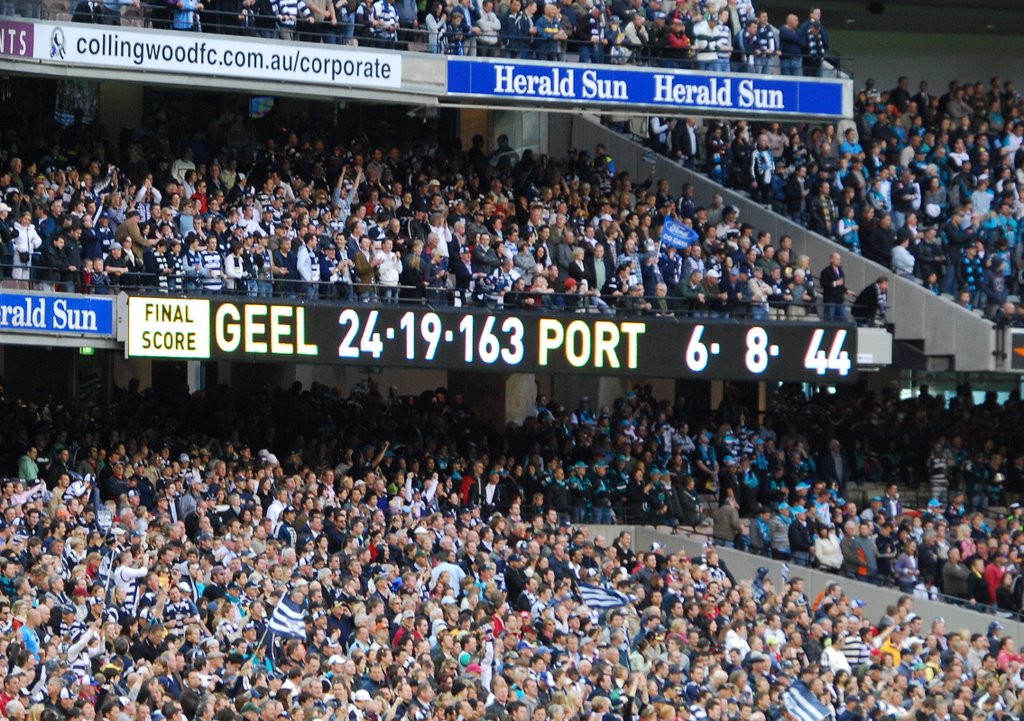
[0, 263, 860, 322]
[3, 2, 853, 78]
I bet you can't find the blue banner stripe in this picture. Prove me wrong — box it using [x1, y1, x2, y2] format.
[447, 59, 847, 118]
[0, 292, 114, 336]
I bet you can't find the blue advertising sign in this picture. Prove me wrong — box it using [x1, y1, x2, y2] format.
[447, 59, 849, 119]
[0, 292, 115, 336]
[660, 216, 699, 249]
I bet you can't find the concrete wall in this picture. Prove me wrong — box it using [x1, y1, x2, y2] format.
[830, 31, 1024, 91]
[586, 524, 1024, 645]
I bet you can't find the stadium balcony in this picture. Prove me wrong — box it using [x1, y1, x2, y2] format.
[5, 0, 852, 81]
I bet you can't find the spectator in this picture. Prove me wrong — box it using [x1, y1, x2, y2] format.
[851, 275, 889, 327]
[819, 251, 847, 322]
[890, 235, 916, 279]
[777, 13, 802, 76]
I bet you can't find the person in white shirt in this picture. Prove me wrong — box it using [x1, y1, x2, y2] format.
[891, 236, 916, 279]
[476, 0, 502, 54]
[296, 234, 321, 300]
[375, 238, 403, 303]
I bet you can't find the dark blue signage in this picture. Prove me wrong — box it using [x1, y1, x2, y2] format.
[0, 292, 115, 336]
[447, 59, 848, 118]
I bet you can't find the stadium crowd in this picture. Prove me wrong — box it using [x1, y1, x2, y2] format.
[2, 377, 1024, 721]
[645, 75, 1024, 323]
[0, 114, 911, 327]
[47, 0, 838, 76]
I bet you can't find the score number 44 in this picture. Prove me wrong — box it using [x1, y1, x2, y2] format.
[685, 325, 851, 376]
[803, 328, 851, 376]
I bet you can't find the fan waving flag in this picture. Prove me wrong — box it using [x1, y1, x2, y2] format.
[660, 216, 699, 249]
[578, 583, 632, 609]
[268, 592, 307, 638]
[782, 680, 829, 721]
[263, 588, 308, 666]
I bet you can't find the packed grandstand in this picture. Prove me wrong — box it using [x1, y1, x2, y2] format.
[3, 376, 1024, 721]
[2, 71, 1023, 327]
[2, 1, 1024, 721]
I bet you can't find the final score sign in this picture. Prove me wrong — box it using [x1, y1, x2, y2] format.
[124, 298, 857, 382]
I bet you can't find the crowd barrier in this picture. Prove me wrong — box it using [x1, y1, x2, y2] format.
[0, 265, 863, 323]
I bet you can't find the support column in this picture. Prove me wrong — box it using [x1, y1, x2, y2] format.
[186, 361, 203, 394]
[505, 373, 537, 425]
[710, 380, 725, 413]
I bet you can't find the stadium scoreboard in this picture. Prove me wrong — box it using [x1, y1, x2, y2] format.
[125, 297, 857, 382]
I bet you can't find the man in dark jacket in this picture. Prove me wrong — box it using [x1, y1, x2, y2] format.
[819, 252, 847, 322]
[851, 276, 889, 327]
[788, 505, 813, 564]
[42, 234, 73, 292]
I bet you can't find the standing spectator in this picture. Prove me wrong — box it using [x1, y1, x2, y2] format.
[273, 0, 298, 36]
[575, 1, 606, 63]
[712, 497, 744, 548]
[11, 209, 41, 288]
[777, 14, 802, 76]
[838, 206, 861, 254]
[692, 12, 723, 71]
[533, 3, 565, 61]
[895, 540, 921, 593]
[750, 135, 775, 207]
[788, 505, 813, 564]
[819, 251, 847, 322]
[753, 10, 778, 74]
[295, 233, 320, 300]
[814, 523, 843, 571]
[942, 547, 970, 602]
[981, 257, 1009, 317]
[425, 1, 447, 53]
[958, 243, 984, 308]
[891, 235, 916, 279]
[622, 12, 649, 63]
[808, 182, 838, 238]
[371, 0, 399, 47]
[394, 0, 417, 48]
[476, 0, 502, 55]
[801, 21, 825, 77]
[376, 237, 403, 303]
[501, 0, 534, 59]
[784, 166, 808, 224]
[40, 234, 71, 293]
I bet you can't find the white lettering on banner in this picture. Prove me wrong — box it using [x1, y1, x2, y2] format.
[489, 65, 785, 111]
[581, 69, 628, 100]
[0, 295, 104, 332]
[654, 75, 784, 110]
[32, 23, 402, 90]
[493, 66, 629, 101]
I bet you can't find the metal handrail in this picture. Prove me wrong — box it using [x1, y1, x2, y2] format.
[0, 262, 856, 320]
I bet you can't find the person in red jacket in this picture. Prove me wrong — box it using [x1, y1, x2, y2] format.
[984, 554, 1009, 604]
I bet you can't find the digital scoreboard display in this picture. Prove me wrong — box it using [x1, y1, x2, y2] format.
[125, 297, 857, 382]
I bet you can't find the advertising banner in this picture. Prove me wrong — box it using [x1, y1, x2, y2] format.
[126, 297, 858, 382]
[33, 23, 402, 89]
[0, 20, 34, 58]
[447, 58, 849, 119]
[0, 291, 115, 337]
